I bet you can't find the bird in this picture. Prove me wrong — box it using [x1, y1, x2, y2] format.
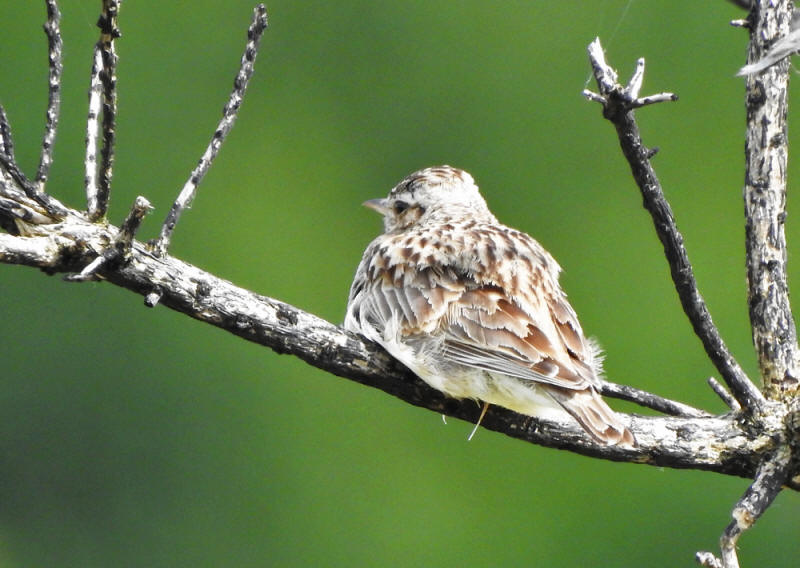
[344, 165, 635, 446]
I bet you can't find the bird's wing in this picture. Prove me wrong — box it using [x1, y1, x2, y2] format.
[439, 283, 595, 391]
[349, 243, 596, 391]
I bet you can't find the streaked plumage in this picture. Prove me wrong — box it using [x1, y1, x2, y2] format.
[345, 165, 634, 446]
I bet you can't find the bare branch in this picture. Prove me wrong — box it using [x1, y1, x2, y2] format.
[585, 38, 766, 415]
[116, 195, 152, 258]
[697, 444, 791, 568]
[85, 46, 103, 217]
[0, 232, 70, 265]
[0, 196, 53, 225]
[0, 152, 33, 194]
[743, 1, 800, 398]
[598, 379, 712, 418]
[628, 92, 678, 108]
[0, 150, 66, 219]
[36, 0, 63, 188]
[84, 0, 122, 221]
[63, 253, 106, 282]
[65, 195, 151, 283]
[95, 0, 121, 220]
[0, 105, 16, 161]
[151, 4, 269, 256]
[1, 210, 794, 487]
[708, 377, 741, 412]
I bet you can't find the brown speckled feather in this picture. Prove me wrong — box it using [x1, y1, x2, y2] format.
[345, 166, 634, 446]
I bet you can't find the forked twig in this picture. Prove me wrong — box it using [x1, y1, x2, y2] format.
[151, 4, 269, 256]
[697, 446, 791, 568]
[583, 38, 765, 415]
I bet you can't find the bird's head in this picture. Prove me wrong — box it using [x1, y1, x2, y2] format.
[364, 165, 493, 233]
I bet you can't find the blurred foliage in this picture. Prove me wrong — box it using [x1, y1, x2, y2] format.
[1, 1, 799, 566]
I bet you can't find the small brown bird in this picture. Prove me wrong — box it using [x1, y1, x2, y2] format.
[345, 165, 634, 446]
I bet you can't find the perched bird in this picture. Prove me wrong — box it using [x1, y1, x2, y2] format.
[345, 165, 634, 446]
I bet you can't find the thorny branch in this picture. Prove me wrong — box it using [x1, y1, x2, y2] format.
[0, 4, 798, 568]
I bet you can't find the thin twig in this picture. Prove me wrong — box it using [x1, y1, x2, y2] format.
[36, 0, 63, 188]
[0, 196, 53, 225]
[585, 38, 766, 415]
[94, 0, 122, 221]
[0, 143, 65, 218]
[85, 46, 103, 217]
[0, 175, 54, 232]
[63, 254, 106, 282]
[599, 379, 712, 418]
[151, 4, 269, 256]
[115, 196, 152, 258]
[708, 377, 741, 412]
[0, 153, 34, 195]
[0, 105, 15, 160]
[629, 92, 678, 108]
[696, 446, 792, 568]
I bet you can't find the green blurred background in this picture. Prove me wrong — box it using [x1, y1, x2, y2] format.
[1, 1, 798, 566]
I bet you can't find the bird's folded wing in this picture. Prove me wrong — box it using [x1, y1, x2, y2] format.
[439, 287, 591, 391]
[357, 261, 594, 391]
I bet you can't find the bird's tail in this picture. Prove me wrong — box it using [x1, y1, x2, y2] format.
[548, 387, 636, 447]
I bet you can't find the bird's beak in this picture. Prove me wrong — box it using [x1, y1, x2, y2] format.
[362, 198, 391, 215]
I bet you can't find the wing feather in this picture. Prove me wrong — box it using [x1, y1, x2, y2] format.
[348, 229, 597, 391]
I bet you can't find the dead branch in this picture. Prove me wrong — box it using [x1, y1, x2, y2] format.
[0, 4, 798, 568]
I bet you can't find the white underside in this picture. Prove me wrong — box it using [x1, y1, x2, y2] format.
[367, 323, 573, 424]
[348, 314, 576, 426]
[418, 365, 572, 424]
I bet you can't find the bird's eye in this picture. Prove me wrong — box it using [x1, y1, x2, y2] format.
[393, 200, 410, 214]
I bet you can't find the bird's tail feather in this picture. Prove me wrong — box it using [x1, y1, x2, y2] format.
[548, 387, 636, 447]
